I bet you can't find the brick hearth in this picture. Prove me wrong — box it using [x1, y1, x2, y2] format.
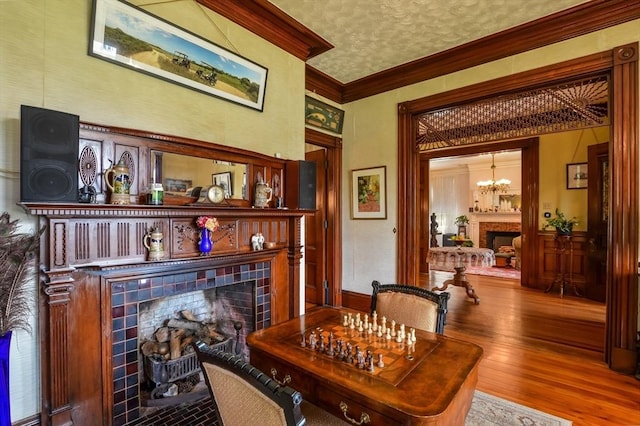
[478, 222, 521, 248]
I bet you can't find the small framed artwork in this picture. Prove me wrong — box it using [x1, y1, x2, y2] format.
[351, 166, 387, 219]
[164, 178, 192, 193]
[305, 96, 345, 134]
[566, 163, 588, 189]
[212, 172, 232, 197]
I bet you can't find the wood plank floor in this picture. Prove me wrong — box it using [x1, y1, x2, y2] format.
[421, 271, 640, 426]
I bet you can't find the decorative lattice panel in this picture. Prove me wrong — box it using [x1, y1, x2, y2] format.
[416, 75, 609, 151]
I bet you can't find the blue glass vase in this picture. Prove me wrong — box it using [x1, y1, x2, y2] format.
[0, 331, 11, 426]
[199, 228, 212, 255]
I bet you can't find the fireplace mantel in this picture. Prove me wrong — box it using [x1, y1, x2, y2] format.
[21, 202, 309, 426]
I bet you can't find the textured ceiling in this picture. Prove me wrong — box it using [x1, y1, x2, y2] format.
[268, 0, 590, 84]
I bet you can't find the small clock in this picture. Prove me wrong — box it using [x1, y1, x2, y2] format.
[196, 185, 225, 204]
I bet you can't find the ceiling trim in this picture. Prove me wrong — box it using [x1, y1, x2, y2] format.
[196, 0, 333, 61]
[199, 0, 640, 105]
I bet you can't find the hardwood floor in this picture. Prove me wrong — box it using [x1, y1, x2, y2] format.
[421, 271, 640, 426]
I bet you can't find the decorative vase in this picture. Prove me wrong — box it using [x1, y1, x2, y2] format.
[199, 228, 212, 255]
[0, 331, 12, 426]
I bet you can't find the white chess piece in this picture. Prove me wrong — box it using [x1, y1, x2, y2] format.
[391, 320, 396, 337]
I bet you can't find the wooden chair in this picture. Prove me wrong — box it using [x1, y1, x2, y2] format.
[370, 281, 450, 334]
[192, 341, 348, 426]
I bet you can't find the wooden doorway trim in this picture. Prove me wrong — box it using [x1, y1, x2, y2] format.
[397, 44, 638, 373]
[305, 127, 343, 307]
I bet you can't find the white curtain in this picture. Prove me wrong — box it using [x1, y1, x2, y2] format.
[429, 172, 469, 235]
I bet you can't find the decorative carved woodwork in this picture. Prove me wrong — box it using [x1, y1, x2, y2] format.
[22, 123, 314, 425]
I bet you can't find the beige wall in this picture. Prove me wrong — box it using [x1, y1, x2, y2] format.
[0, 0, 305, 421]
[339, 21, 640, 294]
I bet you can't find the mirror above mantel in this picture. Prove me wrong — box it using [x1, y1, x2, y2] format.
[79, 122, 287, 208]
[152, 151, 248, 201]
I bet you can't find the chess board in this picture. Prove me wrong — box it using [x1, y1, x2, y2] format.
[284, 319, 441, 386]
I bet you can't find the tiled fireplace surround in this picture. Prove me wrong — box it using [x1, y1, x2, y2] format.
[111, 262, 270, 425]
[23, 203, 305, 426]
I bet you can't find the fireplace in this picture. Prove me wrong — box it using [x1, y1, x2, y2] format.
[486, 231, 520, 252]
[111, 263, 269, 425]
[478, 221, 521, 248]
[24, 201, 305, 426]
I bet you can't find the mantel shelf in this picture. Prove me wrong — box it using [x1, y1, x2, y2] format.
[20, 202, 314, 218]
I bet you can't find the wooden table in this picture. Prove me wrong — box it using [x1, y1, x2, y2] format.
[247, 307, 483, 425]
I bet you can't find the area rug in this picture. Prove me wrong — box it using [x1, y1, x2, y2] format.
[467, 391, 572, 426]
[464, 265, 520, 280]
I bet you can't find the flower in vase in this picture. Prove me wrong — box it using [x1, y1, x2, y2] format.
[196, 216, 220, 232]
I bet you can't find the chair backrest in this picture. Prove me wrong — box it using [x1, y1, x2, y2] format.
[370, 281, 449, 334]
[192, 341, 305, 426]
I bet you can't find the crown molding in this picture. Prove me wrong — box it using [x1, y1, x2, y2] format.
[196, 0, 333, 61]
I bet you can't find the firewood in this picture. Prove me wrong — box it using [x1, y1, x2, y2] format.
[180, 310, 198, 321]
[154, 326, 170, 343]
[179, 335, 196, 351]
[141, 340, 159, 356]
[167, 318, 202, 331]
[170, 328, 186, 360]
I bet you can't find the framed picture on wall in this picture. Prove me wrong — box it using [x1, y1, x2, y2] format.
[89, 0, 268, 111]
[566, 163, 588, 189]
[351, 166, 387, 219]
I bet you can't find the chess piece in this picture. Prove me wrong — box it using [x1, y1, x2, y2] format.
[391, 320, 396, 337]
[411, 328, 416, 344]
[377, 353, 385, 368]
[372, 311, 378, 331]
[318, 333, 325, 353]
[356, 346, 365, 369]
[327, 333, 335, 356]
[343, 314, 349, 327]
[309, 330, 317, 350]
[381, 316, 387, 334]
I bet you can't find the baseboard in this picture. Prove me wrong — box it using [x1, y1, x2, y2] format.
[341, 290, 370, 312]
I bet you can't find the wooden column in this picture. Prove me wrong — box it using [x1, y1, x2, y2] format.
[608, 42, 639, 373]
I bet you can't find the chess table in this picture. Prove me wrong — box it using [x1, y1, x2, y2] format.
[247, 307, 483, 425]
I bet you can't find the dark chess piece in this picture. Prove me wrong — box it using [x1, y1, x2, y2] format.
[327, 333, 335, 356]
[345, 343, 353, 363]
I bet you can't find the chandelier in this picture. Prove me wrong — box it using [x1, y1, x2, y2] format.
[477, 153, 511, 194]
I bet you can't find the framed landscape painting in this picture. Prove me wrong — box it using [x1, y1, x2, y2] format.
[351, 166, 387, 219]
[89, 0, 268, 111]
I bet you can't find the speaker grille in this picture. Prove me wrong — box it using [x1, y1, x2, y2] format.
[25, 160, 76, 200]
[20, 105, 79, 202]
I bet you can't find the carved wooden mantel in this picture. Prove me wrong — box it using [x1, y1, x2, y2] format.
[22, 202, 308, 426]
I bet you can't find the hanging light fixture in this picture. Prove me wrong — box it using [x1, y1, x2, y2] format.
[477, 153, 511, 194]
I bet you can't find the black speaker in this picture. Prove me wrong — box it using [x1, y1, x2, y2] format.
[20, 105, 79, 202]
[286, 160, 316, 210]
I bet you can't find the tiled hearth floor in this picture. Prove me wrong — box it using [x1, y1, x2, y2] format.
[129, 396, 219, 426]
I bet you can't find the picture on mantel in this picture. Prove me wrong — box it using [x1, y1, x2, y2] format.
[498, 194, 521, 211]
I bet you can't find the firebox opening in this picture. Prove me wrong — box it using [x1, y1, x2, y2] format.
[137, 281, 256, 409]
[486, 231, 520, 252]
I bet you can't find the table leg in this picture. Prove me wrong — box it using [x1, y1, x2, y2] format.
[432, 265, 480, 304]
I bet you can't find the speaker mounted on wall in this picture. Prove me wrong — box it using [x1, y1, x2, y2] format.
[20, 105, 80, 202]
[285, 160, 317, 210]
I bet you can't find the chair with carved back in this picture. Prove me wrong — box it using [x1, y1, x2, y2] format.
[370, 281, 450, 334]
[192, 341, 348, 426]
